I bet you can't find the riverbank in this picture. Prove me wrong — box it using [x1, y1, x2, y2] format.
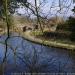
[0, 29, 75, 50]
[22, 30, 75, 50]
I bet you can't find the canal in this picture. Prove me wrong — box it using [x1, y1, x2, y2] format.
[0, 33, 75, 75]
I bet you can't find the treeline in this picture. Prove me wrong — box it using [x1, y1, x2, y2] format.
[56, 7, 75, 41]
[56, 16, 75, 41]
[41, 6, 75, 42]
[41, 16, 75, 42]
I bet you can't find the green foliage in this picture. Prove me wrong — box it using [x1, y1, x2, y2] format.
[57, 17, 75, 31]
[67, 16, 75, 41]
[32, 31, 43, 36]
[0, 0, 19, 16]
[56, 16, 75, 41]
[67, 17, 75, 32]
[56, 22, 69, 31]
[8, 15, 14, 28]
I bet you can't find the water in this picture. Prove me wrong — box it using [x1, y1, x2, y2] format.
[0, 33, 75, 74]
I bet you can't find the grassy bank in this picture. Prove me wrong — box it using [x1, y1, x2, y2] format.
[22, 30, 75, 50]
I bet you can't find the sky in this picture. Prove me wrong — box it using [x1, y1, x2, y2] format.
[16, 0, 75, 18]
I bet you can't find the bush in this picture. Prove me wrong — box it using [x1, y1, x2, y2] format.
[56, 16, 75, 41]
[70, 32, 75, 41]
[67, 17, 75, 31]
[67, 17, 75, 41]
[43, 31, 70, 40]
[56, 22, 69, 31]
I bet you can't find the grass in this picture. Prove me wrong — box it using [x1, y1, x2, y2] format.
[31, 30, 43, 36]
[22, 30, 75, 50]
[31, 30, 75, 43]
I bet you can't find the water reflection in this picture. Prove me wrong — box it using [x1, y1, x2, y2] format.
[0, 33, 75, 74]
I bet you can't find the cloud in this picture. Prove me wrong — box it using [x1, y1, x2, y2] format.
[16, 0, 74, 17]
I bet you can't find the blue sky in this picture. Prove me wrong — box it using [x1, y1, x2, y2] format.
[16, 0, 74, 18]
